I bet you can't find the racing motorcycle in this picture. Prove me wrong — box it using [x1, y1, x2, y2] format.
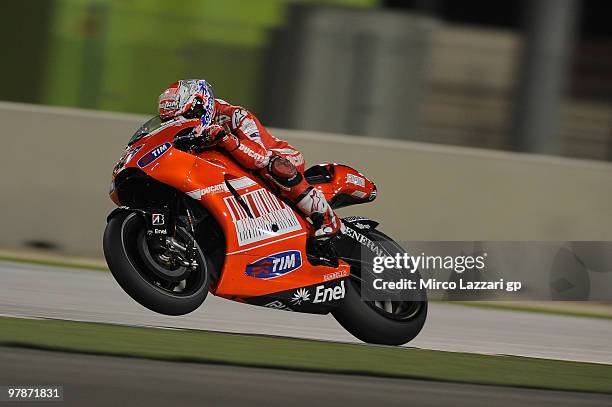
[103, 116, 427, 345]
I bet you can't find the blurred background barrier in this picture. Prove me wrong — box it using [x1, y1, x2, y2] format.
[4, 1, 612, 161]
[2, 101, 612, 257]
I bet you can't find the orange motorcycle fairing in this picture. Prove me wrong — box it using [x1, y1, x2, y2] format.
[185, 153, 351, 300]
[106, 115, 428, 345]
[111, 118, 351, 305]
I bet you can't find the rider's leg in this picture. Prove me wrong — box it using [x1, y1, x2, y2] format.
[262, 155, 341, 238]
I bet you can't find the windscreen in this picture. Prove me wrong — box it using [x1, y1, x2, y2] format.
[128, 116, 163, 146]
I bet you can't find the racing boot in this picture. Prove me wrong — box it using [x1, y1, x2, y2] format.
[295, 186, 342, 238]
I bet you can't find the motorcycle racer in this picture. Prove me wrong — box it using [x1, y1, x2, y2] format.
[158, 79, 342, 238]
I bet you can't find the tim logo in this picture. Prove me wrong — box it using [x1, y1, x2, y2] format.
[152, 214, 165, 226]
[245, 250, 302, 279]
[138, 142, 171, 167]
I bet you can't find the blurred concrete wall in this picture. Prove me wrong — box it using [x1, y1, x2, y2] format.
[264, 5, 435, 139]
[423, 25, 612, 160]
[1, 101, 612, 257]
[265, 12, 612, 161]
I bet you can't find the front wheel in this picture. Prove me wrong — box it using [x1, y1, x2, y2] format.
[332, 228, 427, 345]
[103, 210, 209, 316]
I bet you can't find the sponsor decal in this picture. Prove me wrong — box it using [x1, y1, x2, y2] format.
[224, 188, 302, 246]
[186, 176, 257, 200]
[138, 142, 171, 168]
[187, 184, 225, 199]
[246, 250, 302, 279]
[113, 144, 143, 175]
[346, 173, 366, 187]
[323, 269, 349, 281]
[264, 300, 293, 311]
[237, 143, 267, 167]
[343, 216, 370, 223]
[152, 213, 165, 226]
[159, 100, 178, 110]
[291, 288, 311, 305]
[232, 109, 247, 128]
[351, 190, 367, 199]
[368, 188, 377, 201]
[342, 226, 387, 257]
[289, 281, 346, 305]
[158, 86, 179, 110]
[314, 280, 345, 303]
[354, 222, 370, 230]
[352, 222, 371, 230]
[240, 118, 259, 137]
[227, 176, 258, 190]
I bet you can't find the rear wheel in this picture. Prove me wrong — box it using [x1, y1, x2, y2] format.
[332, 228, 427, 345]
[103, 211, 209, 315]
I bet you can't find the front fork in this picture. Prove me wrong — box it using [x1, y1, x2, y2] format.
[145, 206, 199, 270]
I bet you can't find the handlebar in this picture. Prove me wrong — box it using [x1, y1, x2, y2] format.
[172, 128, 205, 153]
[173, 127, 226, 151]
[173, 132, 199, 147]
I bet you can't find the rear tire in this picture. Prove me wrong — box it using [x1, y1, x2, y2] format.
[103, 211, 209, 316]
[332, 228, 427, 345]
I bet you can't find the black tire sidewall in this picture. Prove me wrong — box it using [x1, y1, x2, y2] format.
[332, 227, 428, 345]
[103, 211, 209, 316]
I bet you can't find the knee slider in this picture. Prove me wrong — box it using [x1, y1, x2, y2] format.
[267, 155, 303, 187]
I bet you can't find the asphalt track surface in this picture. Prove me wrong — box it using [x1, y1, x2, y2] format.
[1, 261, 612, 364]
[2, 347, 611, 407]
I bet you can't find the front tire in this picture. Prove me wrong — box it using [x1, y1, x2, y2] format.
[332, 228, 427, 345]
[103, 211, 209, 316]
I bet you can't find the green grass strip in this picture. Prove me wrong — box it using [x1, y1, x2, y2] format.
[1, 316, 611, 394]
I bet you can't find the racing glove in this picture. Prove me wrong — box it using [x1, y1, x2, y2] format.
[175, 124, 228, 152]
[203, 124, 228, 145]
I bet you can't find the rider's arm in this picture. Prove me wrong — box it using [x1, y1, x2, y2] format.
[218, 133, 269, 169]
[217, 109, 270, 170]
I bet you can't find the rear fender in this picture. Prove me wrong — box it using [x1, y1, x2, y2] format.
[304, 164, 377, 209]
